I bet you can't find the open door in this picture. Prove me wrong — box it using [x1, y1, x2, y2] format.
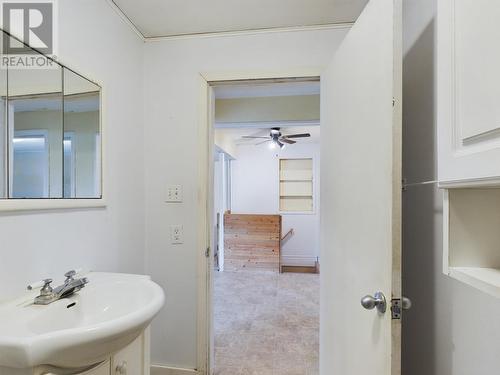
[320, 0, 402, 374]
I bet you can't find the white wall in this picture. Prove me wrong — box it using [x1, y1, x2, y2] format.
[403, 1, 500, 374]
[214, 131, 237, 158]
[143, 27, 348, 369]
[0, 0, 145, 300]
[231, 142, 320, 266]
[215, 95, 320, 123]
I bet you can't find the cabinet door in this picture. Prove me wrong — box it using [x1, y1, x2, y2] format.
[111, 335, 144, 375]
[81, 361, 110, 375]
[33, 361, 110, 375]
[438, 0, 500, 182]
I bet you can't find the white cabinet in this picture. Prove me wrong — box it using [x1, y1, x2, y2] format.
[27, 328, 150, 375]
[79, 361, 110, 375]
[110, 335, 146, 375]
[438, 0, 500, 297]
[31, 361, 111, 375]
[438, 0, 500, 183]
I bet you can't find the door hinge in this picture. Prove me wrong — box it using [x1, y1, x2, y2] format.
[205, 247, 210, 258]
[392, 97, 396, 107]
[391, 298, 402, 320]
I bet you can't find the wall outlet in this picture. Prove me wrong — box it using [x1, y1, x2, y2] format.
[170, 225, 183, 244]
[166, 185, 183, 202]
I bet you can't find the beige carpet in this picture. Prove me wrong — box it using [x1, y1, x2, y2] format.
[214, 270, 319, 375]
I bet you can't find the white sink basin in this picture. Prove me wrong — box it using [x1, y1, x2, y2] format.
[0, 272, 164, 369]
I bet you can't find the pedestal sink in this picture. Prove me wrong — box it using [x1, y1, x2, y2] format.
[0, 272, 164, 370]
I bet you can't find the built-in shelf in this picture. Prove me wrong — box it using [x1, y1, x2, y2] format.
[448, 267, 500, 298]
[279, 158, 313, 212]
[443, 188, 500, 298]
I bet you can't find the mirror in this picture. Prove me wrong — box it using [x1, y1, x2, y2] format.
[8, 55, 63, 198]
[0, 31, 101, 201]
[0, 60, 6, 199]
[63, 69, 101, 198]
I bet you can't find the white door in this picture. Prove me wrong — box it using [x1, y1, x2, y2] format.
[320, 0, 402, 374]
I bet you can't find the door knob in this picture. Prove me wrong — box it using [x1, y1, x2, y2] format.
[402, 296, 412, 310]
[361, 292, 386, 313]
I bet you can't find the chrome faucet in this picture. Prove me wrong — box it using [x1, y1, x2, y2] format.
[28, 270, 89, 305]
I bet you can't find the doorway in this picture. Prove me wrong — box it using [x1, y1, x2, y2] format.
[208, 78, 321, 375]
[198, 5, 403, 370]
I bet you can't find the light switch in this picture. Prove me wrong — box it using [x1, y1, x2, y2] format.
[170, 225, 183, 244]
[166, 185, 183, 202]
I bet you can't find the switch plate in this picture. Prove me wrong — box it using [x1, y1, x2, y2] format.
[166, 185, 183, 202]
[170, 225, 183, 244]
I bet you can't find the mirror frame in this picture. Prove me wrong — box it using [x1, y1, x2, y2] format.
[0, 30, 105, 212]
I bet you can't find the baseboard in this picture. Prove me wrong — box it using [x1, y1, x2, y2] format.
[281, 265, 318, 274]
[151, 365, 200, 375]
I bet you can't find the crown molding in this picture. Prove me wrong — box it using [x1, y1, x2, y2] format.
[145, 22, 353, 42]
[104, 2, 353, 44]
[105, 0, 146, 41]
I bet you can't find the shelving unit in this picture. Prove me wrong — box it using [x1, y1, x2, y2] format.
[279, 158, 313, 212]
[443, 187, 500, 298]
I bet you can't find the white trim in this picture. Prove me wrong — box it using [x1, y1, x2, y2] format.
[197, 77, 211, 375]
[101, 4, 353, 44]
[442, 189, 450, 275]
[198, 68, 322, 374]
[0, 82, 105, 211]
[447, 267, 500, 299]
[104, 0, 146, 41]
[63, 131, 76, 198]
[151, 365, 200, 375]
[201, 68, 323, 83]
[0, 198, 106, 212]
[146, 23, 353, 42]
[94, 132, 102, 197]
[438, 176, 500, 189]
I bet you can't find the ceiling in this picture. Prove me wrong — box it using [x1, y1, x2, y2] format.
[113, 0, 368, 38]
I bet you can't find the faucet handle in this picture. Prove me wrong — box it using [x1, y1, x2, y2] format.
[40, 279, 53, 295]
[27, 278, 53, 291]
[64, 270, 77, 281]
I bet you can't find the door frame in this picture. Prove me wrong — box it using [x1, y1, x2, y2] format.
[196, 68, 323, 374]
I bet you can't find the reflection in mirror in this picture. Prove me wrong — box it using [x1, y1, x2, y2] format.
[0, 63, 6, 199]
[63, 68, 101, 198]
[8, 57, 63, 198]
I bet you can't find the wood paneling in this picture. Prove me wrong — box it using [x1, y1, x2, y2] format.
[224, 213, 281, 271]
[281, 265, 318, 274]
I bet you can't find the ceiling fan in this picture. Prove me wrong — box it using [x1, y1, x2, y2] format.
[241, 128, 311, 149]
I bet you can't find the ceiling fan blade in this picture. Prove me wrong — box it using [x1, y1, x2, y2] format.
[284, 133, 311, 139]
[242, 136, 270, 139]
[256, 139, 272, 145]
[280, 138, 296, 144]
